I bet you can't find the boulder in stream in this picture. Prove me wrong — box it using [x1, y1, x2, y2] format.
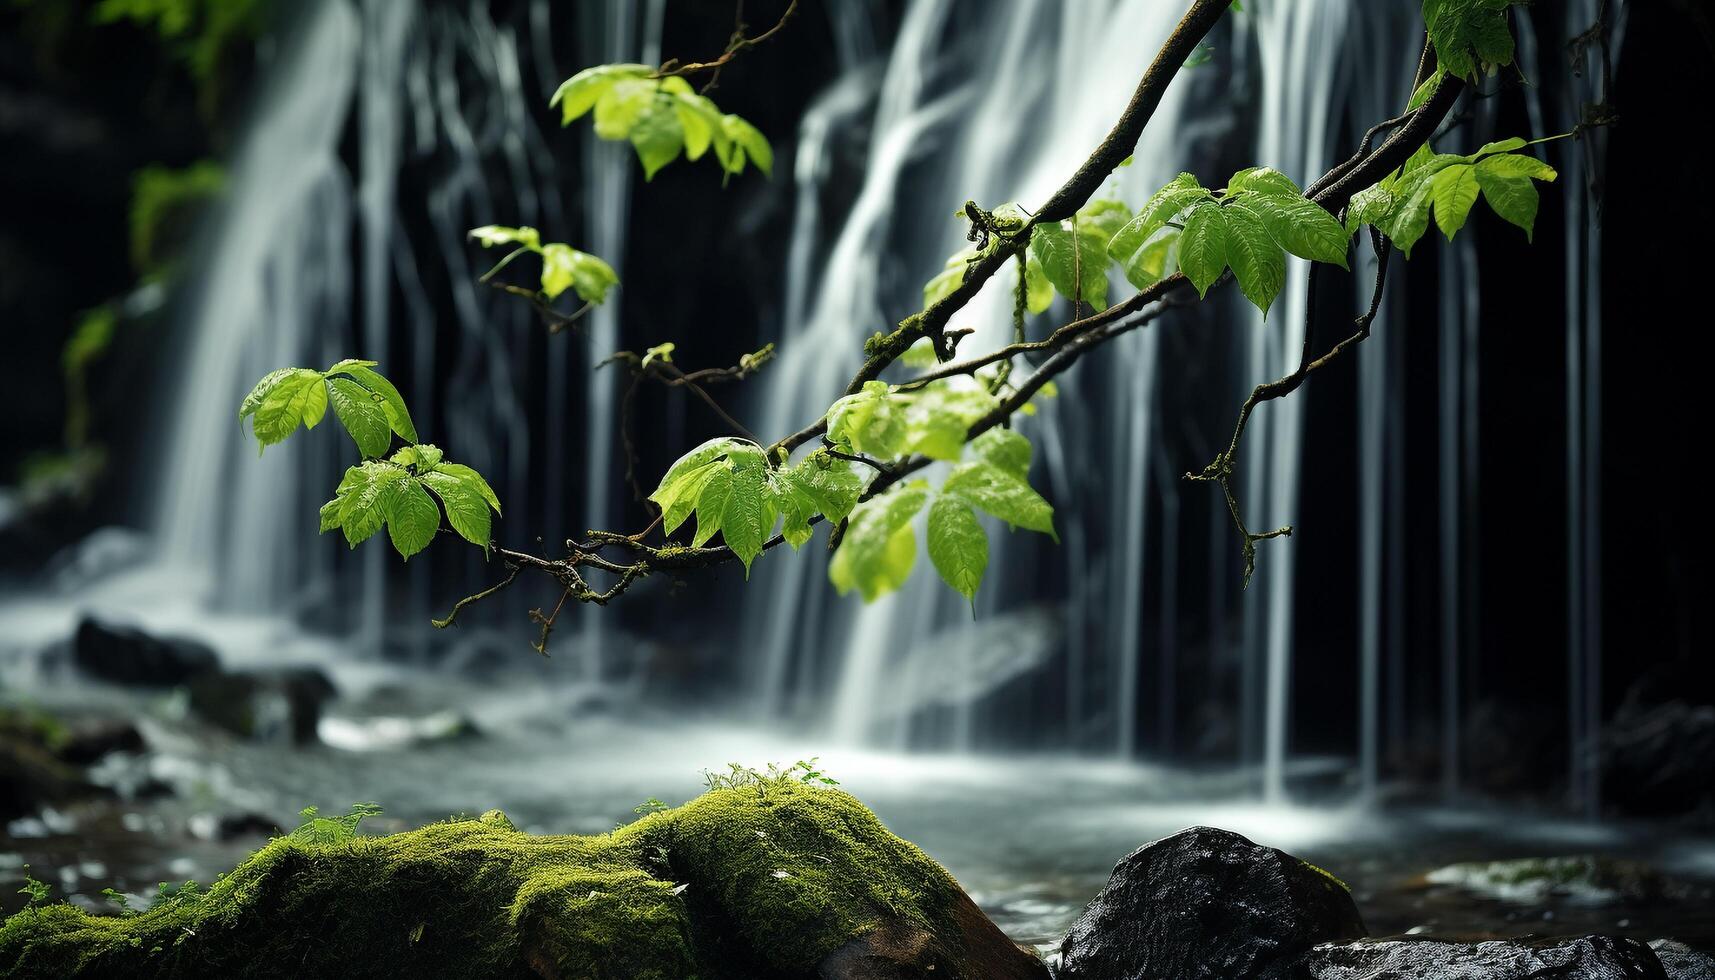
[71, 617, 219, 687]
[0, 779, 1049, 980]
[1056, 826, 1367, 980]
[186, 667, 335, 744]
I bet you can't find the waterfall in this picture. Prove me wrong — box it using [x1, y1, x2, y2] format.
[137, 0, 644, 666]
[150, 0, 358, 612]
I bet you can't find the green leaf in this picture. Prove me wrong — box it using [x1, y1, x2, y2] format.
[1227, 166, 1301, 196]
[1029, 221, 1109, 312]
[721, 114, 772, 177]
[467, 225, 541, 250]
[1023, 252, 1054, 314]
[1422, 0, 1517, 81]
[1472, 167, 1542, 240]
[338, 463, 407, 548]
[421, 470, 492, 547]
[943, 459, 1056, 540]
[1177, 200, 1229, 297]
[549, 64, 651, 124]
[899, 339, 939, 370]
[383, 477, 440, 560]
[1345, 184, 1396, 236]
[828, 481, 929, 601]
[660, 460, 725, 534]
[691, 465, 734, 548]
[238, 368, 298, 420]
[784, 452, 864, 525]
[1407, 69, 1445, 110]
[593, 76, 656, 140]
[1221, 204, 1288, 315]
[1233, 192, 1349, 268]
[1077, 198, 1134, 240]
[630, 103, 684, 180]
[540, 244, 620, 304]
[827, 381, 909, 459]
[249, 368, 325, 451]
[1431, 164, 1481, 239]
[318, 497, 342, 533]
[332, 364, 418, 444]
[968, 428, 1032, 479]
[1108, 174, 1210, 269]
[327, 377, 392, 458]
[1380, 169, 1438, 256]
[773, 452, 865, 548]
[1474, 152, 1557, 181]
[436, 463, 501, 514]
[718, 456, 775, 574]
[673, 95, 720, 160]
[927, 494, 987, 604]
[902, 381, 997, 462]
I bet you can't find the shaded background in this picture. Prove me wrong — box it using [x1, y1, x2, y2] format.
[2, 0, 1713, 948]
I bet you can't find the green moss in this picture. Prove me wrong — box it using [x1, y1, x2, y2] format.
[129, 161, 225, 277]
[0, 781, 981, 979]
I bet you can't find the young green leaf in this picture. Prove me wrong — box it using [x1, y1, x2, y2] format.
[827, 381, 909, 459]
[942, 459, 1056, 540]
[421, 470, 492, 547]
[1227, 166, 1301, 197]
[540, 244, 619, 304]
[327, 377, 392, 458]
[1431, 164, 1481, 239]
[466, 225, 541, 249]
[1023, 251, 1055, 313]
[718, 457, 776, 574]
[1177, 200, 1229, 297]
[691, 466, 735, 549]
[1422, 0, 1517, 81]
[927, 494, 988, 604]
[332, 364, 418, 444]
[338, 463, 407, 548]
[828, 481, 930, 602]
[1029, 221, 1110, 312]
[384, 477, 441, 560]
[1222, 204, 1288, 315]
[721, 114, 773, 177]
[248, 368, 325, 452]
[968, 428, 1032, 479]
[901, 381, 997, 462]
[436, 463, 501, 514]
[1472, 161, 1547, 240]
[549, 64, 652, 124]
[1230, 192, 1349, 268]
[593, 76, 656, 140]
[630, 103, 685, 180]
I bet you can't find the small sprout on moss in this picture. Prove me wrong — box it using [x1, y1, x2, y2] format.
[634, 798, 671, 816]
[17, 868, 51, 908]
[101, 889, 136, 917]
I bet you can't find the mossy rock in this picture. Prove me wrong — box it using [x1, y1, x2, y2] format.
[0, 781, 1047, 980]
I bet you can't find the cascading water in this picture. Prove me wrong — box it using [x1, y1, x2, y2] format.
[745, 0, 1421, 790]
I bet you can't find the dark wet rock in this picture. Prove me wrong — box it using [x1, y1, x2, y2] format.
[1057, 826, 1366, 980]
[1289, 935, 1667, 979]
[0, 725, 107, 820]
[818, 889, 1048, 979]
[1651, 940, 1715, 980]
[1601, 699, 1715, 815]
[71, 617, 219, 687]
[186, 667, 336, 744]
[52, 718, 144, 766]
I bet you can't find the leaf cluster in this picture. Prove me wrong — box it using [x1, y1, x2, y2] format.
[830, 427, 1055, 606]
[648, 438, 863, 574]
[239, 361, 501, 561]
[550, 64, 772, 181]
[1422, 0, 1519, 82]
[468, 225, 619, 305]
[1345, 138, 1557, 255]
